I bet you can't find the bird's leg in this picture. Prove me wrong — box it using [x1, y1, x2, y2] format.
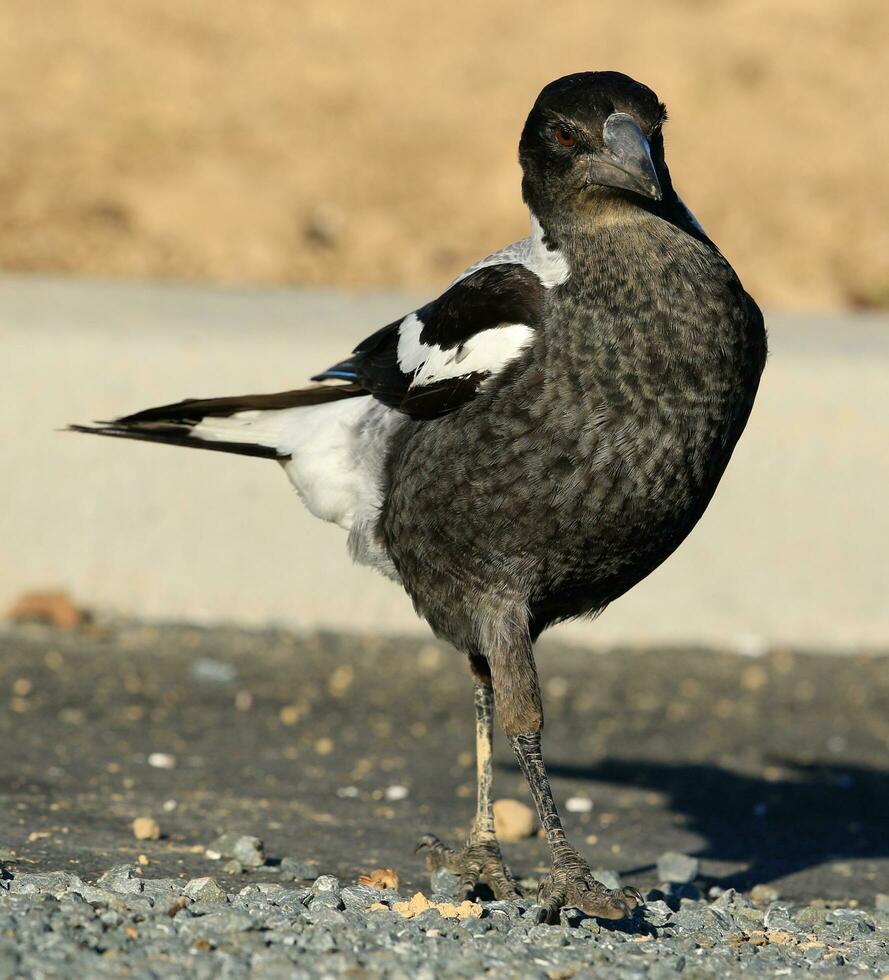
[511, 731, 642, 924]
[484, 610, 643, 925]
[417, 658, 521, 900]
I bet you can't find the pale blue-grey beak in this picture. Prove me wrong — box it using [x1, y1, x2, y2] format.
[587, 112, 663, 201]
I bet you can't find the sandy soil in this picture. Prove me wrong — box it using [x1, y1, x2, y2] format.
[0, 0, 886, 309]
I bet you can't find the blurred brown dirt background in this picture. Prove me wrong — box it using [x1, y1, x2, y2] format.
[0, 0, 886, 309]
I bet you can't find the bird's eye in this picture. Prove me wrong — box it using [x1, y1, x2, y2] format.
[555, 125, 577, 148]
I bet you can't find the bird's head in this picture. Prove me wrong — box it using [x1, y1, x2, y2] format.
[519, 72, 670, 229]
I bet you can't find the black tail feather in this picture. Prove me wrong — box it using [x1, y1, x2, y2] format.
[68, 383, 366, 459]
[118, 383, 364, 425]
[66, 423, 282, 459]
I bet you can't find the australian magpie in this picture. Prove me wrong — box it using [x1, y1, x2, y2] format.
[72, 71, 766, 923]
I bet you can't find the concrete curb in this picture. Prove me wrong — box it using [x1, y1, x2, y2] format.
[3, 276, 888, 650]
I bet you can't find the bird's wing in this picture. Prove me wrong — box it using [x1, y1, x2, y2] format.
[71, 228, 569, 464]
[313, 235, 567, 420]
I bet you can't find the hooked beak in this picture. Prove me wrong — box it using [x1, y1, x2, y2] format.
[587, 112, 662, 201]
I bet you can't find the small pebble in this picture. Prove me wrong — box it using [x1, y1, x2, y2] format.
[191, 657, 238, 684]
[280, 856, 316, 881]
[591, 868, 622, 890]
[565, 796, 593, 813]
[656, 851, 699, 884]
[430, 868, 461, 898]
[492, 799, 536, 842]
[311, 875, 341, 894]
[183, 877, 226, 904]
[750, 883, 780, 905]
[131, 817, 160, 841]
[209, 833, 266, 868]
[147, 752, 177, 770]
[384, 785, 409, 801]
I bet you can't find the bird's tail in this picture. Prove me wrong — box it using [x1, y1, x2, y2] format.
[69, 384, 366, 460]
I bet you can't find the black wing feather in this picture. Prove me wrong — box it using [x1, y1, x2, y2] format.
[313, 263, 545, 419]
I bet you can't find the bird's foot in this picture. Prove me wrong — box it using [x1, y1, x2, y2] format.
[416, 831, 521, 901]
[535, 848, 643, 925]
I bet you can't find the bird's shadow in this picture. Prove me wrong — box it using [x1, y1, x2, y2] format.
[501, 756, 888, 893]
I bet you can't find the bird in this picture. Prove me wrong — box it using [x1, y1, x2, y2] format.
[71, 71, 767, 924]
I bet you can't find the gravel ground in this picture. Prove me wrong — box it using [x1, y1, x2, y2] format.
[2, 620, 889, 976]
[2, 865, 888, 978]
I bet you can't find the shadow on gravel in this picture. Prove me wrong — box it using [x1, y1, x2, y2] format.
[537, 757, 889, 891]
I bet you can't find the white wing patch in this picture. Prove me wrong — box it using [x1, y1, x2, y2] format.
[412, 324, 535, 388]
[394, 313, 428, 374]
[395, 312, 534, 390]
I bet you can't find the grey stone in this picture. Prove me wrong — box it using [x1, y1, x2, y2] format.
[223, 860, 243, 875]
[73, 884, 128, 909]
[732, 905, 765, 930]
[279, 856, 316, 881]
[764, 902, 798, 931]
[183, 877, 227, 903]
[341, 884, 386, 910]
[828, 907, 875, 937]
[710, 888, 751, 910]
[303, 927, 339, 952]
[122, 894, 155, 914]
[311, 874, 341, 894]
[209, 833, 266, 867]
[642, 899, 673, 927]
[6, 872, 85, 898]
[875, 893, 889, 912]
[656, 851, 700, 884]
[794, 905, 828, 929]
[484, 900, 523, 920]
[180, 909, 255, 936]
[749, 882, 780, 905]
[96, 865, 143, 895]
[459, 916, 492, 935]
[526, 923, 568, 946]
[430, 868, 462, 898]
[139, 877, 183, 901]
[590, 868, 622, 890]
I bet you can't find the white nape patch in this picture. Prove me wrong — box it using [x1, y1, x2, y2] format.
[676, 195, 706, 236]
[411, 324, 535, 388]
[526, 213, 571, 287]
[453, 211, 570, 290]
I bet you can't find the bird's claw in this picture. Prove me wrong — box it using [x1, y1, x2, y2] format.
[535, 853, 643, 925]
[416, 831, 521, 901]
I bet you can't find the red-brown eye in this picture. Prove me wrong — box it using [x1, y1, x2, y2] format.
[555, 125, 576, 147]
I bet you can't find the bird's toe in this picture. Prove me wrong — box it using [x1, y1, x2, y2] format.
[417, 831, 521, 901]
[535, 853, 643, 924]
